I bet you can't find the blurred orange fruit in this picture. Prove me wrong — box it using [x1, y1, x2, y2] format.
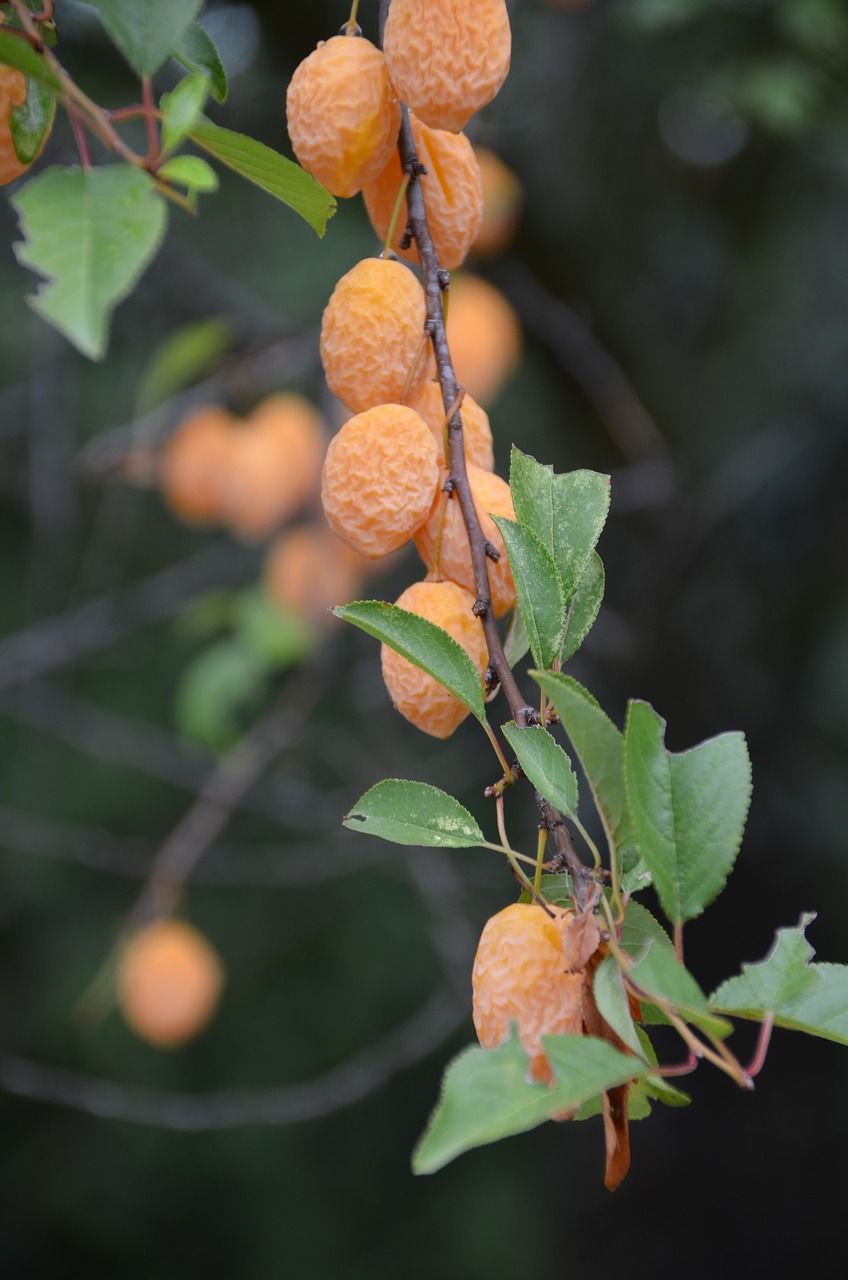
[117, 918, 225, 1049]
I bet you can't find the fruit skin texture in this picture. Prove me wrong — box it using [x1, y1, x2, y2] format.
[443, 272, 522, 406]
[406, 380, 494, 471]
[161, 406, 236, 525]
[383, 0, 511, 134]
[320, 257, 428, 413]
[321, 403, 439, 558]
[286, 35, 400, 198]
[472, 902, 582, 1085]
[362, 114, 483, 270]
[263, 521, 368, 626]
[414, 464, 517, 617]
[381, 579, 487, 738]
[117, 919, 225, 1049]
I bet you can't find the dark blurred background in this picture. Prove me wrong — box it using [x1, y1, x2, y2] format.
[1, 0, 847, 1275]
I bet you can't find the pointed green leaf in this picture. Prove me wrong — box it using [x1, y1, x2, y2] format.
[160, 73, 208, 155]
[413, 1030, 647, 1174]
[624, 700, 752, 926]
[593, 954, 643, 1055]
[157, 155, 219, 194]
[335, 600, 485, 722]
[135, 317, 232, 414]
[503, 606, 530, 669]
[10, 75, 55, 165]
[509, 449, 611, 600]
[0, 30, 61, 93]
[87, 0, 202, 77]
[711, 914, 848, 1046]
[561, 551, 605, 662]
[187, 120, 336, 236]
[13, 165, 167, 360]
[344, 780, 485, 849]
[493, 517, 566, 669]
[501, 722, 578, 817]
[173, 20, 228, 102]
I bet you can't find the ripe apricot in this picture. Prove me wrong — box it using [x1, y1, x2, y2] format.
[362, 113, 483, 270]
[472, 146, 523, 258]
[160, 406, 236, 525]
[321, 403, 439, 558]
[383, 0, 512, 134]
[117, 918, 225, 1049]
[381, 579, 487, 738]
[263, 521, 368, 626]
[0, 64, 53, 187]
[286, 33, 400, 198]
[444, 272, 522, 406]
[405, 380, 494, 471]
[414, 464, 517, 617]
[320, 256, 428, 413]
[472, 901, 582, 1084]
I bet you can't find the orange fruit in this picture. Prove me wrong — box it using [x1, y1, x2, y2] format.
[362, 113, 483, 269]
[286, 33, 400, 198]
[160, 406, 236, 525]
[472, 146, 523, 258]
[383, 0, 512, 133]
[444, 272, 522, 405]
[321, 403, 439, 557]
[0, 63, 53, 187]
[472, 901, 582, 1084]
[414, 463, 517, 617]
[263, 521, 369, 626]
[381, 579, 487, 738]
[320, 256, 429, 413]
[117, 918, 225, 1049]
[405, 379, 494, 471]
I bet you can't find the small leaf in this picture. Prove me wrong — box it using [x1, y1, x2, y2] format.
[493, 517, 566, 670]
[624, 700, 752, 926]
[503, 606, 530, 670]
[593, 955, 643, 1056]
[0, 30, 62, 93]
[344, 780, 485, 849]
[160, 73, 208, 155]
[188, 119, 336, 236]
[135, 317, 231, 415]
[87, 0, 202, 78]
[501, 722, 578, 817]
[173, 20, 228, 103]
[561, 552, 605, 662]
[711, 914, 848, 1046]
[234, 587, 312, 668]
[13, 165, 167, 360]
[157, 155, 219, 194]
[176, 638, 266, 750]
[335, 600, 485, 723]
[10, 75, 55, 165]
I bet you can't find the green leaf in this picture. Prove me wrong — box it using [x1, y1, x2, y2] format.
[335, 600, 485, 723]
[10, 75, 55, 165]
[234, 587, 312, 668]
[188, 120, 336, 236]
[135, 317, 232, 415]
[175, 637, 267, 750]
[413, 1030, 647, 1174]
[501, 722, 578, 817]
[0, 30, 62, 93]
[561, 552, 605, 662]
[157, 155, 219, 195]
[593, 955, 643, 1055]
[711, 914, 848, 1046]
[624, 700, 752, 926]
[160, 73, 208, 155]
[493, 517, 566, 670]
[87, 0, 202, 78]
[344, 780, 485, 849]
[13, 165, 168, 360]
[531, 672, 640, 874]
[509, 450, 611, 601]
[502, 606, 530, 670]
[173, 20, 228, 103]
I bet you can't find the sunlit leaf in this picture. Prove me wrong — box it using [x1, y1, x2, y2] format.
[493, 517, 566, 669]
[87, 0, 202, 77]
[344, 780, 485, 849]
[501, 722, 578, 817]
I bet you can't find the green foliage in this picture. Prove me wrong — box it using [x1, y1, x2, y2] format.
[173, 20, 228, 103]
[176, 637, 267, 750]
[501, 722, 578, 818]
[561, 552, 604, 662]
[0, 29, 61, 92]
[344, 780, 486, 850]
[12, 165, 168, 360]
[10, 75, 54, 164]
[134, 318, 232, 414]
[86, 0, 202, 78]
[160, 73, 208, 155]
[493, 518, 566, 669]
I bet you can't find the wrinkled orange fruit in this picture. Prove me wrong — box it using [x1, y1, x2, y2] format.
[117, 918, 225, 1049]
[405, 379, 494, 471]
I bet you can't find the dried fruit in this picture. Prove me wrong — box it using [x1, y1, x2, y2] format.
[472, 146, 523, 258]
[406, 379, 494, 471]
[321, 403, 439, 557]
[286, 33, 400, 198]
[263, 520, 369, 626]
[160, 405, 236, 525]
[362, 113, 483, 269]
[381, 579, 487, 738]
[0, 64, 53, 187]
[472, 902, 582, 1085]
[414, 463, 517, 617]
[117, 918, 225, 1048]
[320, 256, 429, 413]
[444, 272, 522, 405]
[383, 0, 512, 133]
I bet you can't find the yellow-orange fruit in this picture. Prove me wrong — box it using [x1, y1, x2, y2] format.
[362, 114, 483, 269]
[472, 146, 523, 258]
[320, 257, 429, 413]
[286, 34, 400, 198]
[117, 919, 225, 1049]
[220, 394, 325, 542]
[161, 406, 236, 525]
[381, 579, 487, 738]
[383, 0, 511, 133]
[472, 902, 582, 1084]
[415, 464, 516, 617]
[263, 521, 368, 626]
[405, 380, 494, 471]
[321, 403, 439, 557]
[0, 64, 53, 187]
[445, 273, 522, 405]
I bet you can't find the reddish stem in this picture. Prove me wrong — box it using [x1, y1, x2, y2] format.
[744, 1014, 774, 1081]
[67, 104, 91, 168]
